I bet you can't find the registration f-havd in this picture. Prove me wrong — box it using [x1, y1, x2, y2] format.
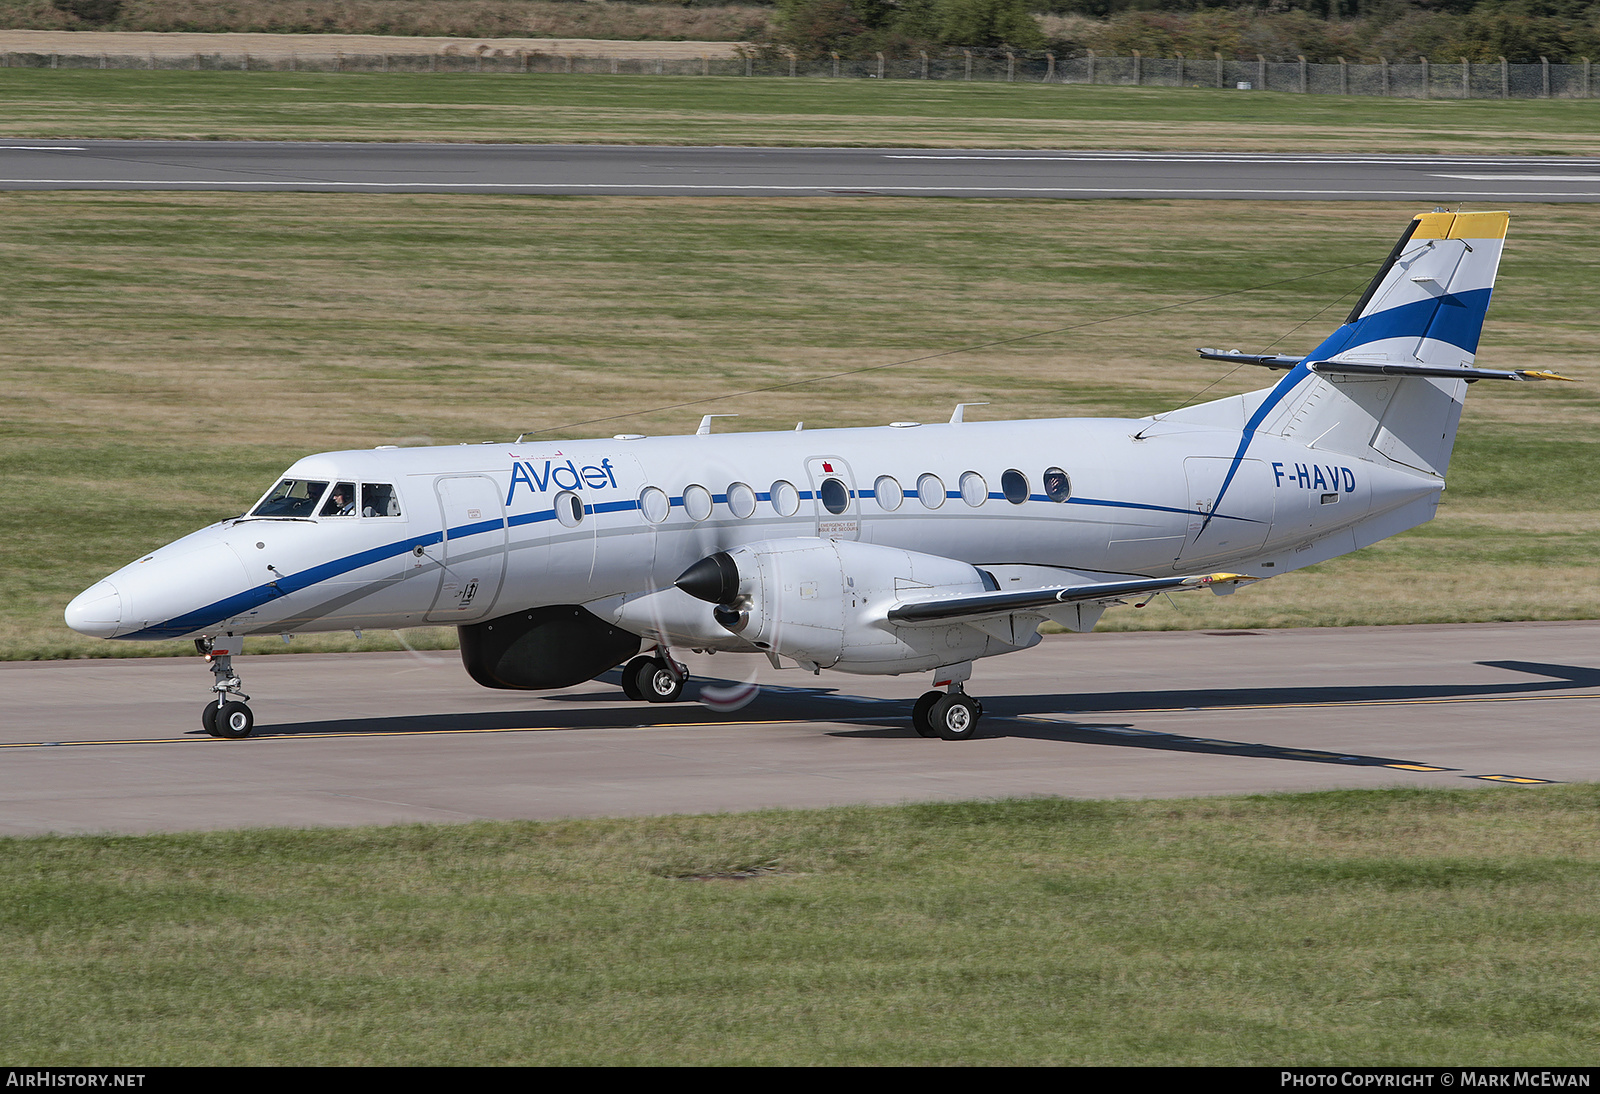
[66, 210, 1571, 740]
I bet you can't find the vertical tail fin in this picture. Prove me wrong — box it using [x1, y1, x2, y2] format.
[1263, 210, 1510, 477]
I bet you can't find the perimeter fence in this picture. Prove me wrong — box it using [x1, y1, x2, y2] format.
[3, 47, 1595, 99]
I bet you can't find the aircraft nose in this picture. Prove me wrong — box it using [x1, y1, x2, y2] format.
[65, 580, 124, 638]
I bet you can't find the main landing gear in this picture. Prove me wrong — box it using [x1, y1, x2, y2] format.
[911, 682, 984, 741]
[197, 636, 255, 738]
[619, 651, 687, 704]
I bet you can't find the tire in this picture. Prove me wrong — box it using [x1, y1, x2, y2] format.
[201, 699, 222, 736]
[931, 694, 981, 741]
[911, 690, 942, 738]
[634, 657, 684, 703]
[620, 657, 648, 701]
[213, 700, 255, 739]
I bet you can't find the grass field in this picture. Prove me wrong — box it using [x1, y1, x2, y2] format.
[1, 786, 1595, 1065]
[3, 68, 1600, 152]
[4, 194, 1597, 660]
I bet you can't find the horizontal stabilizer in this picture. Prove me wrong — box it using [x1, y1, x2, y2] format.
[1197, 348, 1305, 370]
[887, 572, 1256, 626]
[1197, 349, 1574, 384]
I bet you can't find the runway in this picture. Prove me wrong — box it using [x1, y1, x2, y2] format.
[4, 142, 1600, 200]
[3, 621, 1596, 835]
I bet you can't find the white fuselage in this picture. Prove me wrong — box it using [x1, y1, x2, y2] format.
[65, 412, 1442, 656]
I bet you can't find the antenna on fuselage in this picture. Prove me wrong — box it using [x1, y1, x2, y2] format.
[696, 414, 738, 436]
[949, 402, 989, 424]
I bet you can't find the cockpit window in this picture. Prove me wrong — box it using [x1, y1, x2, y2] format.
[362, 483, 402, 517]
[319, 482, 358, 517]
[251, 479, 328, 518]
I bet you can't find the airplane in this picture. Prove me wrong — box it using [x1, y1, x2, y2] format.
[64, 209, 1571, 741]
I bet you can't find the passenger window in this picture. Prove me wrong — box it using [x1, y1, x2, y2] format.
[1043, 467, 1072, 502]
[917, 473, 945, 509]
[1001, 469, 1028, 505]
[727, 482, 756, 519]
[554, 491, 584, 527]
[770, 480, 800, 517]
[639, 486, 670, 524]
[819, 477, 850, 515]
[361, 483, 402, 517]
[874, 475, 903, 511]
[683, 484, 713, 522]
[320, 482, 357, 517]
[959, 471, 987, 507]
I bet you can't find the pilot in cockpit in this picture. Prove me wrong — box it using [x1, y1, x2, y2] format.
[321, 483, 357, 517]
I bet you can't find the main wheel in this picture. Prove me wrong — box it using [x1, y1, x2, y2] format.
[212, 700, 255, 739]
[201, 699, 222, 736]
[911, 690, 942, 738]
[632, 657, 684, 703]
[930, 694, 981, 741]
[619, 657, 648, 701]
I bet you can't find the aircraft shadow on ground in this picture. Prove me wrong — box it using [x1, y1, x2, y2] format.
[247, 660, 1595, 771]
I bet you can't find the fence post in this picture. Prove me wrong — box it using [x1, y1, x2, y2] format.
[1420, 56, 1428, 98]
[1541, 56, 1549, 97]
[520, 51, 529, 73]
[1258, 54, 1266, 91]
[745, 54, 752, 77]
[877, 52, 884, 80]
[1132, 50, 1140, 86]
[476, 52, 483, 72]
[99, 52, 106, 70]
[831, 52, 840, 78]
[1299, 55, 1307, 92]
[1381, 56, 1389, 96]
[290, 52, 296, 72]
[243, 52, 250, 72]
[1006, 52, 1015, 82]
[1499, 56, 1507, 98]
[1462, 57, 1469, 98]
[964, 49, 972, 81]
[788, 53, 795, 77]
[566, 55, 574, 74]
[611, 57, 619, 75]
[1215, 52, 1223, 89]
[1087, 50, 1095, 85]
[920, 50, 928, 79]
[702, 55, 709, 76]
[1585, 57, 1592, 98]
[1338, 56, 1347, 95]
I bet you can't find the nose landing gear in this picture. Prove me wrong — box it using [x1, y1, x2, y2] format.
[197, 636, 255, 738]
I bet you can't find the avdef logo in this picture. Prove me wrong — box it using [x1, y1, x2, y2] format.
[508, 458, 619, 505]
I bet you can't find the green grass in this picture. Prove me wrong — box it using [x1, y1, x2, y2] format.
[3, 193, 1597, 658]
[3, 68, 1600, 152]
[2, 786, 1596, 1064]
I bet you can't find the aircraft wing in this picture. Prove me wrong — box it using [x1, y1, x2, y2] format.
[886, 572, 1257, 626]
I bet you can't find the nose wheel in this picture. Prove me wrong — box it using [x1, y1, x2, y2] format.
[197, 637, 255, 738]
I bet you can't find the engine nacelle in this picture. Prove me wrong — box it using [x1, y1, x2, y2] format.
[458, 605, 641, 690]
[676, 539, 1040, 675]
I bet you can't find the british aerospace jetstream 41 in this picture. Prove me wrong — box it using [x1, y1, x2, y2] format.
[66, 210, 1569, 740]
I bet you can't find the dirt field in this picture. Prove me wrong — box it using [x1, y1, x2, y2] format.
[0, 29, 745, 60]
